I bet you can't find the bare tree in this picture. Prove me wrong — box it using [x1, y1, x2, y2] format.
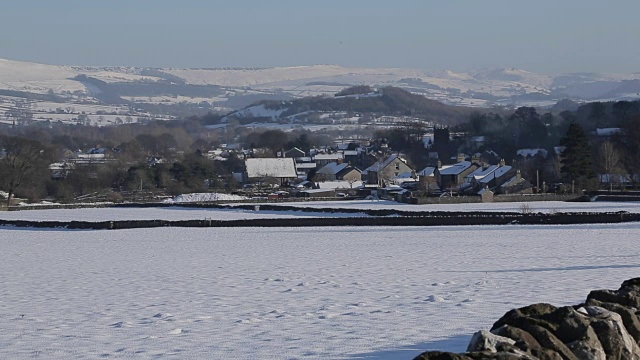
[597, 141, 624, 191]
[0, 136, 48, 206]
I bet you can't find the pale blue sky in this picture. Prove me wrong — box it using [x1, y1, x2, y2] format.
[1, 0, 638, 74]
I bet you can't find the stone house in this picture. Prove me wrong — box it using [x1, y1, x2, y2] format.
[436, 161, 478, 191]
[361, 154, 413, 186]
[315, 162, 361, 182]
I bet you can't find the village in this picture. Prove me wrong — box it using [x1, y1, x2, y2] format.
[40, 127, 590, 206]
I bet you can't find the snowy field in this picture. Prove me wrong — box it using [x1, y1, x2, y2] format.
[1, 200, 639, 223]
[1, 223, 640, 359]
[0, 206, 367, 222]
[257, 200, 640, 214]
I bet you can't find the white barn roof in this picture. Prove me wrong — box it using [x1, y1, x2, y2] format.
[246, 158, 297, 178]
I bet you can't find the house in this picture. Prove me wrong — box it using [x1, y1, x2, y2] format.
[478, 163, 514, 191]
[295, 162, 317, 177]
[48, 162, 75, 179]
[361, 154, 413, 186]
[284, 147, 306, 158]
[315, 162, 361, 182]
[245, 158, 297, 185]
[392, 171, 417, 185]
[313, 153, 344, 167]
[436, 161, 477, 191]
[500, 170, 533, 194]
[418, 166, 440, 193]
[296, 188, 336, 198]
[460, 164, 500, 194]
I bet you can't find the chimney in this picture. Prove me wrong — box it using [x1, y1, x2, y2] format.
[437, 160, 442, 169]
[482, 162, 488, 170]
[457, 153, 465, 163]
[516, 169, 521, 179]
[471, 154, 480, 164]
[499, 158, 506, 167]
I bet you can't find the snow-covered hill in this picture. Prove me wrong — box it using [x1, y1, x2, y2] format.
[1, 57, 640, 126]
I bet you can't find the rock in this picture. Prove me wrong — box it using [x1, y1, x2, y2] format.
[492, 304, 560, 334]
[521, 324, 578, 360]
[554, 306, 593, 344]
[580, 306, 640, 360]
[621, 278, 640, 289]
[588, 279, 640, 309]
[549, 306, 607, 359]
[466, 349, 538, 360]
[413, 351, 473, 360]
[565, 326, 606, 360]
[467, 330, 516, 353]
[586, 298, 640, 343]
[491, 325, 564, 360]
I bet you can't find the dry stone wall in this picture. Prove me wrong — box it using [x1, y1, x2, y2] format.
[414, 278, 640, 360]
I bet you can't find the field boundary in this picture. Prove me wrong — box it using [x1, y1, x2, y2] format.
[1, 211, 638, 230]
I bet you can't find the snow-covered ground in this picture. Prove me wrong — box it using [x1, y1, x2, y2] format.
[1, 200, 639, 223]
[164, 192, 249, 203]
[1, 223, 639, 359]
[0, 206, 366, 222]
[256, 200, 640, 214]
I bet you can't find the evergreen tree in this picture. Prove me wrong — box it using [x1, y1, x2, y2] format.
[559, 123, 593, 181]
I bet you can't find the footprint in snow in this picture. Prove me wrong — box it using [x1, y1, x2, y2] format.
[424, 295, 445, 302]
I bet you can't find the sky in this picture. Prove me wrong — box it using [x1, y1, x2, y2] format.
[1, 0, 639, 74]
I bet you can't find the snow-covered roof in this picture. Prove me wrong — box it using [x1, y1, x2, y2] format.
[317, 162, 349, 175]
[313, 153, 344, 161]
[364, 154, 407, 173]
[295, 162, 317, 169]
[392, 171, 416, 184]
[554, 146, 566, 155]
[479, 166, 512, 183]
[516, 148, 548, 158]
[342, 150, 358, 156]
[438, 161, 472, 175]
[299, 188, 336, 194]
[418, 166, 436, 177]
[246, 158, 297, 178]
[596, 128, 621, 137]
[465, 165, 499, 181]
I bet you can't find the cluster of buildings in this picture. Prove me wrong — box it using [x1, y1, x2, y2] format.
[241, 143, 535, 201]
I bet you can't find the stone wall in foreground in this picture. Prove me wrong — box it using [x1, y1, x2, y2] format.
[414, 278, 640, 360]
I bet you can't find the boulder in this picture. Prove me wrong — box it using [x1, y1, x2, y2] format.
[492, 304, 560, 334]
[586, 298, 640, 343]
[579, 306, 640, 360]
[413, 351, 473, 360]
[588, 279, 640, 310]
[467, 330, 516, 353]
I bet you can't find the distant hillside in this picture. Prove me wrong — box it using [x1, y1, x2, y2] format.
[2, 57, 640, 126]
[225, 86, 475, 126]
